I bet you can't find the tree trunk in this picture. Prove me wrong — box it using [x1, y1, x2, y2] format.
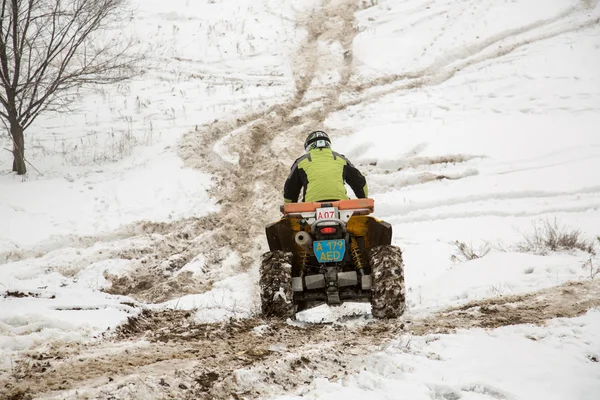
[11, 122, 26, 175]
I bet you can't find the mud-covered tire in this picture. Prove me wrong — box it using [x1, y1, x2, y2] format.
[259, 251, 295, 319]
[369, 245, 406, 319]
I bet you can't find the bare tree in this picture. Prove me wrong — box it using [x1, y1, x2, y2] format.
[0, 0, 138, 175]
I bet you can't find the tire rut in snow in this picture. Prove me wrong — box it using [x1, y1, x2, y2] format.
[407, 279, 600, 334]
[3, 279, 598, 399]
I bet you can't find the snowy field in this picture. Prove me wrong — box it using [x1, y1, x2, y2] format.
[1, 0, 600, 398]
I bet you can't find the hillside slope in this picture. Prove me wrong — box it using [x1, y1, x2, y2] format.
[1, 0, 600, 399]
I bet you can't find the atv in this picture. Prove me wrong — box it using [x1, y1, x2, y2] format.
[260, 198, 405, 319]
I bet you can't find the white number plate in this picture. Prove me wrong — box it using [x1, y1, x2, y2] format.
[316, 207, 338, 220]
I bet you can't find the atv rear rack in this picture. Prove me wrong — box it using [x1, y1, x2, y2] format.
[281, 198, 374, 216]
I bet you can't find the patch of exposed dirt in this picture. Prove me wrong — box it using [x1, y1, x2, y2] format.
[103, 271, 206, 304]
[3, 391, 32, 400]
[2, 279, 598, 399]
[102, 213, 258, 303]
[3, 291, 39, 298]
[406, 279, 600, 335]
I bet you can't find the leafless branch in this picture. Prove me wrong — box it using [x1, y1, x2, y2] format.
[0, 0, 142, 174]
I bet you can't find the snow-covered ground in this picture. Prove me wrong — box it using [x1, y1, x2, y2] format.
[1, 0, 600, 398]
[276, 311, 600, 400]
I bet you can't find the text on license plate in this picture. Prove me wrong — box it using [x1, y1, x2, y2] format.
[313, 239, 346, 263]
[316, 207, 338, 220]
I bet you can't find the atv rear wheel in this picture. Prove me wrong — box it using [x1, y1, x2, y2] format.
[259, 251, 295, 319]
[369, 245, 406, 319]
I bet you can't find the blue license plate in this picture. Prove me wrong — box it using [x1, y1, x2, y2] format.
[313, 239, 346, 263]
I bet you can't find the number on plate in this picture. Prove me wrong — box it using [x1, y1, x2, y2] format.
[316, 207, 337, 220]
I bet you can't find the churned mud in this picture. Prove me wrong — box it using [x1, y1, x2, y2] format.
[3, 279, 598, 399]
[407, 279, 600, 334]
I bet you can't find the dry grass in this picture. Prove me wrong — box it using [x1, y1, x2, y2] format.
[581, 257, 599, 279]
[450, 240, 491, 263]
[516, 219, 596, 256]
[581, 237, 600, 279]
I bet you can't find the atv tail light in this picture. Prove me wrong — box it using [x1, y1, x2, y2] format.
[319, 227, 337, 235]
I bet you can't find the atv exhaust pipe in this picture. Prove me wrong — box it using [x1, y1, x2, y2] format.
[295, 231, 312, 248]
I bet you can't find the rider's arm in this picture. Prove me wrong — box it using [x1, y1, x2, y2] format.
[344, 159, 368, 199]
[283, 162, 302, 203]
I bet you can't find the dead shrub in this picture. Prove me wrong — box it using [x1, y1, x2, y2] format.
[581, 236, 600, 279]
[516, 219, 596, 256]
[450, 240, 491, 263]
[581, 257, 599, 279]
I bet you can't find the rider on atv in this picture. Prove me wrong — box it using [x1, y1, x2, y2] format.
[263, 131, 405, 319]
[283, 131, 369, 204]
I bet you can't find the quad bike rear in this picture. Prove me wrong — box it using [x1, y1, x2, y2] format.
[260, 198, 405, 319]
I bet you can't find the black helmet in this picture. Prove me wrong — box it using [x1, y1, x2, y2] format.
[304, 130, 331, 151]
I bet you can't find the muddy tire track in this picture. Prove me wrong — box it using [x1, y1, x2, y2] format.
[3, 279, 598, 399]
[180, 0, 361, 249]
[408, 279, 600, 334]
[90, 0, 364, 303]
